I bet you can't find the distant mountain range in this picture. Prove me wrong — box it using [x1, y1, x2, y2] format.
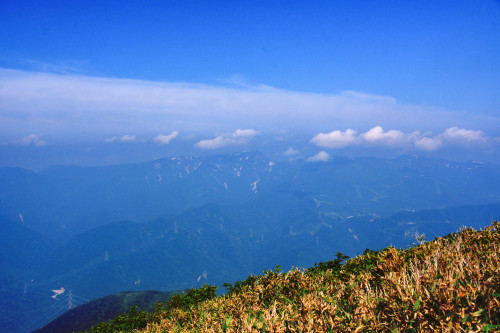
[1, 152, 499, 239]
[1, 152, 499, 332]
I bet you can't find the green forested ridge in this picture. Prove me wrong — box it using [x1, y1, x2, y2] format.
[34, 290, 181, 333]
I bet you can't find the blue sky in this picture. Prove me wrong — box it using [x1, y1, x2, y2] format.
[1, 1, 499, 168]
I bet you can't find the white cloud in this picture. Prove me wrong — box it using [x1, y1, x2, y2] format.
[341, 91, 397, 104]
[310, 126, 407, 149]
[120, 135, 136, 142]
[154, 131, 179, 144]
[23, 134, 48, 146]
[360, 126, 406, 145]
[413, 127, 487, 151]
[442, 127, 486, 143]
[310, 129, 358, 148]
[104, 135, 136, 143]
[414, 137, 443, 151]
[283, 147, 300, 156]
[2, 134, 47, 146]
[307, 151, 331, 162]
[195, 129, 259, 149]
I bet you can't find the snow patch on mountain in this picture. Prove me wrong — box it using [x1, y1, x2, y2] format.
[251, 179, 260, 193]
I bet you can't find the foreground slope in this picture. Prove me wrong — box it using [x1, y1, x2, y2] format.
[93, 221, 500, 332]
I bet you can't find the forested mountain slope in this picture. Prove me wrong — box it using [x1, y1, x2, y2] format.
[89, 222, 500, 332]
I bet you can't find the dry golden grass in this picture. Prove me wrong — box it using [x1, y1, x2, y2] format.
[129, 222, 500, 332]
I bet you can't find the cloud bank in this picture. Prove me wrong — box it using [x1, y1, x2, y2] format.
[311, 126, 491, 151]
[1, 68, 499, 142]
[1, 134, 47, 146]
[310, 129, 358, 148]
[154, 131, 179, 144]
[361, 126, 406, 145]
[195, 129, 259, 149]
[104, 135, 136, 143]
[0, 68, 499, 164]
[283, 147, 300, 156]
[307, 151, 331, 162]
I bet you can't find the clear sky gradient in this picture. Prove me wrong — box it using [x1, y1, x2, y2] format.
[1, 1, 499, 168]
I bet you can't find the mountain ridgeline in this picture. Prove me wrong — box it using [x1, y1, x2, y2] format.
[1, 152, 500, 332]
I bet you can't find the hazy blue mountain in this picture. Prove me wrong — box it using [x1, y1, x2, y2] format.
[1, 153, 499, 240]
[3, 201, 500, 332]
[22, 202, 500, 333]
[291, 155, 500, 217]
[24, 201, 500, 301]
[0, 216, 53, 280]
[0, 152, 280, 239]
[1, 153, 500, 332]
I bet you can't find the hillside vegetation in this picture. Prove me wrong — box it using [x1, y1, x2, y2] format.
[89, 222, 500, 332]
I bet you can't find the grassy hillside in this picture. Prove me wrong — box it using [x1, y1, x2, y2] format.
[88, 222, 500, 332]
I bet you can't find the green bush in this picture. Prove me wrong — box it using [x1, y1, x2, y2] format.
[89, 306, 149, 333]
[166, 284, 217, 311]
